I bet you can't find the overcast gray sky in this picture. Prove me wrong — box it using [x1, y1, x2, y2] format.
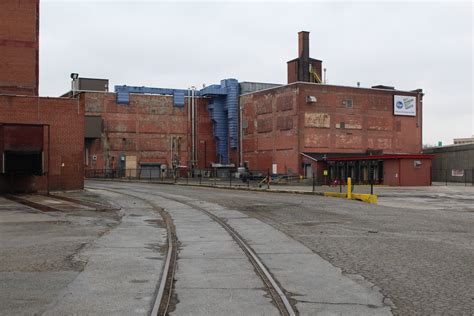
[40, 0, 473, 146]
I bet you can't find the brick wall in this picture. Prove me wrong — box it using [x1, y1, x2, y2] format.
[241, 85, 300, 173]
[242, 82, 423, 175]
[299, 83, 422, 156]
[196, 98, 216, 168]
[383, 158, 432, 186]
[84, 92, 216, 171]
[399, 158, 432, 186]
[0, 0, 39, 96]
[0, 95, 85, 192]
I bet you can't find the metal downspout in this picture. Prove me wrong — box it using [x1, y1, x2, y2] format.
[240, 103, 243, 166]
[191, 87, 195, 167]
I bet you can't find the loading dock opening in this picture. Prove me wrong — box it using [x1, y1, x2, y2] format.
[0, 123, 50, 193]
[4, 151, 43, 175]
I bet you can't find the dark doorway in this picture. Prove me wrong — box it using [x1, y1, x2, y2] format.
[4, 151, 43, 175]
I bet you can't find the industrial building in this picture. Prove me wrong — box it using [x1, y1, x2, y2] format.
[453, 135, 474, 145]
[1, 0, 434, 192]
[0, 0, 84, 193]
[239, 31, 433, 185]
[81, 79, 280, 177]
[80, 31, 432, 185]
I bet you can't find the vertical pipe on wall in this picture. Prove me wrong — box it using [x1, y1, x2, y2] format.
[187, 88, 191, 166]
[240, 103, 243, 166]
[191, 87, 195, 167]
[195, 90, 199, 167]
[194, 87, 197, 165]
[47, 125, 50, 194]
[170, 137, 173, 168]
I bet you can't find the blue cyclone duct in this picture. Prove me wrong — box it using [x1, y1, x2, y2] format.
[200, 79, 240, 164]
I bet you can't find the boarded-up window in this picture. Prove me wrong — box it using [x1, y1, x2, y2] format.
[277, 95, 293, 111]
[277, 117, 293, 130]
[257, 118, 273, 133]
[256, 100, 272, 114]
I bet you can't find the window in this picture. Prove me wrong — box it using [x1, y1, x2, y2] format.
[340, 122, 345, 129]
[343, 99, 353, 108]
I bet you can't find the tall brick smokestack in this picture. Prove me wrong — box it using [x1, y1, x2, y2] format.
[298, 31, 310, 82]
[298, 31, 310, 60]
[287, 31, 323, 84]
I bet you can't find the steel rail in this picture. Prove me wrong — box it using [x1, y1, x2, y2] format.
[151, 205, 177, 316]
[88, 184, 297, 316]
[173, 198, 297, 316]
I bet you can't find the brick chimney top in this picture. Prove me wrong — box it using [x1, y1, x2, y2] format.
[287, 31, 322, 84]
[298, 31, 310, 60]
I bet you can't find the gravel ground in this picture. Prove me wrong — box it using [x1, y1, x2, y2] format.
[93, 181, 474, 315]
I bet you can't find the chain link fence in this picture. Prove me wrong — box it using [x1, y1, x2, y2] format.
[431, 168, 474, 186]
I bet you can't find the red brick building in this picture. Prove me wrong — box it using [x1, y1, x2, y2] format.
[84, 92, 216, 174]
[1, 0, 432, 188]
[0, 96, 85, 192]
[0, 0, 39, 96]
[81, 31, 432, 186]
[240, 32, 432, 186]
[0, 0, 84, 193]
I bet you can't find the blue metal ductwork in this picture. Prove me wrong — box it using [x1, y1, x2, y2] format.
[114, 85, 194, 107]
[225, 79, 239, 149]
[207, 97, 228, 163]
[200, 79, 239, 164]
[114, 79, 240, 165]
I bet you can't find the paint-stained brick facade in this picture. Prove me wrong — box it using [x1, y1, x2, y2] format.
[241, 82, 423, 176]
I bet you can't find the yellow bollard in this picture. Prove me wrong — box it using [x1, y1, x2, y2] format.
[347, 177, 352, 199]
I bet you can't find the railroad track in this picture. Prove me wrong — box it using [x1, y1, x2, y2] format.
[89, 184, 297, 316]
[89, 187, 178, 316]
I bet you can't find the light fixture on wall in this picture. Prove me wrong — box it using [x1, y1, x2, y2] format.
[70, 73, 79, 96]
[306, 96, 317, 103]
